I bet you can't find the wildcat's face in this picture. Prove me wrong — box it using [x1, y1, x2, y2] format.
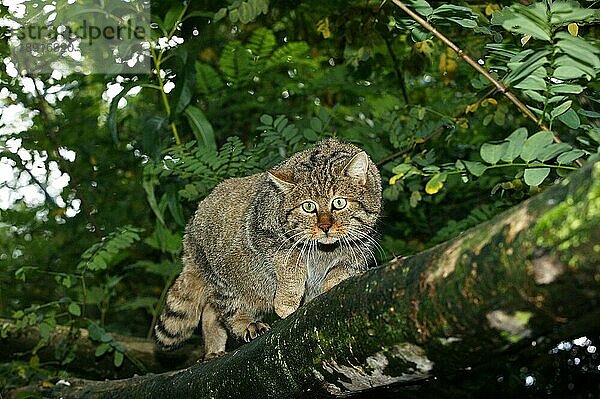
[269, 141, 381, 249]
[285, 175, 378, 245]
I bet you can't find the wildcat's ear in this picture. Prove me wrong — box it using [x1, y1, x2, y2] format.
[343, 151, 369, 185]
[267, 170, 295, 192]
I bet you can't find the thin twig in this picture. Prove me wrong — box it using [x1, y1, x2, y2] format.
[389, 0, 583, 167]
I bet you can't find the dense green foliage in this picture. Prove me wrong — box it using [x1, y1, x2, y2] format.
[0, 0, 598, 395]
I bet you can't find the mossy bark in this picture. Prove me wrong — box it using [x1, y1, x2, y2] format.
[27, 162, 600, 398]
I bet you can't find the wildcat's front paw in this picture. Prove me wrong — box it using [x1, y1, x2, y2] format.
[274, 301, 299, 318]
[243, 321, 270, 342]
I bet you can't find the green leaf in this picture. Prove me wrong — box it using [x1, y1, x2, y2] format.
[514, 75, 546, 91]
[87, 323, 103, 341]
[579, 109, 600, 118]
[214, 7, 227, 22]
[557, 149, 585, 164]
[550, 1, 597, 26]
[555, 32, 600, 69]
[463, 160, 487, 177]
[536, 143, 572, 162]
[229, 8, 239, 23]
[166, 189, 185, 227]
[247, 27, 276, 58]
[143, 179, 165, 226]
[523, 89, 546, 103]
[184, 106, 217, 151]
[163, 4, 183, 32]
[480, 142, 508, 165]
[557, 108, 580, 129]
[78, 226, 144, 271]
[506, 51, 550, 85]
[303, 128, 319, 141]
[446, 17, 477, 28]
[425, 172, 448, 195]
[551, 100, 572, 118]
[501, 127, 528, 162]
[412, 0, 434, 17]
[497, 3, 551, 41]
[239, 1, 252, 24]
[39, 322, 51, 340]
[220, 41, 252, 82]
[310, 117, 323, 133]
[108, 81, 142, 144]
[520, 131, 554, 162]
[524, 168, 550, 186]
[410, 191, 422, 207]
[392, 163, 413, 176]
[550, 83, 583, 95]
[68, 303, 81, 317]
[553, 66, 589, 80]
[95, 342, 111, 357]
[171, 48, 197, 117]
[114, 350, 124, 367]
[259, 114, 273, 125]
[195, 62, 224, 94]
[100, 333, 113, 343]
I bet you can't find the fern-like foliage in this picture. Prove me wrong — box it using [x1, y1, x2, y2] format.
[197, 28, 320, 91]
[152, 119, 314, 204]
[77, 226, 144, 272]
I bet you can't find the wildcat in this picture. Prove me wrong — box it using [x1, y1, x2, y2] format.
[154, 138, 382, 358]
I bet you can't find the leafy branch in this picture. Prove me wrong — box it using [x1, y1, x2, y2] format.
[389, 127, 585, 197]
[389, 0, 573, 150]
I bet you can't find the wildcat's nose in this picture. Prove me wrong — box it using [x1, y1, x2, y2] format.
[317, 213, 333, 233]
[319, 223, 331, 233]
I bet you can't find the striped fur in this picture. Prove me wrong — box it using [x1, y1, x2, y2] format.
[154, 139, 382, 358]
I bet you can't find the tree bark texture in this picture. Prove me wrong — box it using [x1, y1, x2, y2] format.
[21, 162, 600, 398]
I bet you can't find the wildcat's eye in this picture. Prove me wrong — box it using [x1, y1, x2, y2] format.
[331, 197, 347, 210]
[301, 201, 317, 213]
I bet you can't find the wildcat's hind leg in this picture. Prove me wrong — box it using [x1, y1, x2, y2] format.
[201, 303, 228, 359]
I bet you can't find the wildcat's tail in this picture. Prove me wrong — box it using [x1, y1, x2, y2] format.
[154, 264, 207, 351]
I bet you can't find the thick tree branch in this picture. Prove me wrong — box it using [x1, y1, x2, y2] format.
[15, 161, 600, 398]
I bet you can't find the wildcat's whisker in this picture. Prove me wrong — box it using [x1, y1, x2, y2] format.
[343, 236, 360, 269]
[345, 230, 377, 267]
[354, 239, 373, 267]
[276, 229, 306, 252]
[296, 237, 310, 270]
[348, 228, 386, 260]
[284, 235, 306, 268]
